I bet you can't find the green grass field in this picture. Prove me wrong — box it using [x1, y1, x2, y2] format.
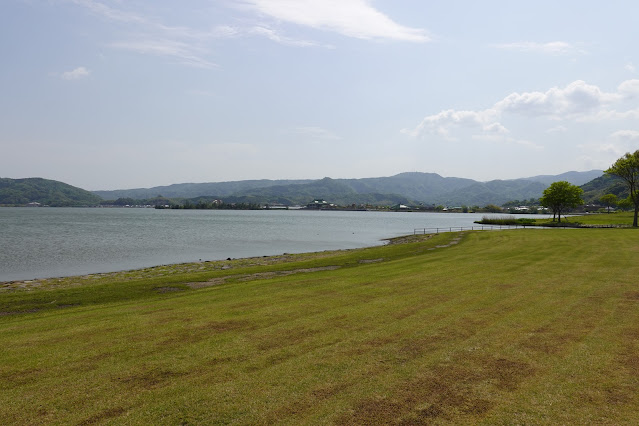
[565, 211, 637, 226]
[2, 227, 639, 424]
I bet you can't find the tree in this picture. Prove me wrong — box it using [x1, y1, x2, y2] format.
[599, 193, 618, 213]
[617, 197, 633, 211]
[605, 150, 639, 227]
[483, 204, 503, 213]
[539, 181, 584, 223]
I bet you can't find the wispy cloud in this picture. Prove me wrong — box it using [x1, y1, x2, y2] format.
[61, 66, 90, 80]
[241, 0, 430, 42]
[68, 0, 146, 24]
[108, 39, 217, 69]
[492, 41, 585, 55]
[248, 26, 325, 47]
[66, 0, 219, 69]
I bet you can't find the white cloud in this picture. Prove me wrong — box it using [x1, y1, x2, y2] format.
[405, 79, 639, 146]
[610, 130, 639, 141]
[61, 66, 90, 80]
[493, 41, 584, 55]
[618, 79, 639, 98]
[626, 62, 636, 73]
[494, 80, 620, 118]
[242, 0, 429, 42]
[403, 109, 505, 140]
[582, 108, 639, 122]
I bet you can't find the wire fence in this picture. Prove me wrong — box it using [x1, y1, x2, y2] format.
[413, 223, 622, 234]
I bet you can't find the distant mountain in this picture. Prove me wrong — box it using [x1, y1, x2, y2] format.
[335, 172, 476, 202]
[439, 180, 548, 206]
[580, 174, 627, 203]
[230, 177, 412, 206]
[92, 179, 313, 200]
[92, 170, 605, 206]
[0, 178, 103, 206]
[521, 170, 604, 186]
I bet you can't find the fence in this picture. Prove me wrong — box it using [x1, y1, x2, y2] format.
[413, 223, 620, 234]
[413, 225, 529, 234]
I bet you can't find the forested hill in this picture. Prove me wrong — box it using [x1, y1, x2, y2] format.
[0, 178, 103, 206]
[92, 179, 314, 200]
[2, 169, 608, 207]
[94, 170, 604, 206]
[580, 174, 627, 203]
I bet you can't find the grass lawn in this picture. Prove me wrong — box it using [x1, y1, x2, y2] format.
[1, 229, 639, 424]
[564, 211, 637, 226]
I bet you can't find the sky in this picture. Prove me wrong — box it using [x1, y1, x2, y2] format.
[2, 0, 639, 190]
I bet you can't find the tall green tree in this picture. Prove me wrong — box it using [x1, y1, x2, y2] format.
[599, 193, 618, 213]
[539, 181, 584, 223]
[605, 150, 639, 227]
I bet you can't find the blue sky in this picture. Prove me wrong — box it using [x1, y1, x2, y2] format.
[2, 0, 638, 190]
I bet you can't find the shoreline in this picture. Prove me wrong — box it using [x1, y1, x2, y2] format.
[0, 234, 435, 292]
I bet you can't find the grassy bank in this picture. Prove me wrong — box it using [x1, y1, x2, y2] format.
[478, 211, 636, 228]
[2, 229, 639, 424]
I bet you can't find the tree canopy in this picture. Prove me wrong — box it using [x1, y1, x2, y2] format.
[605, 150, 639, 227]
[539, 181, 584, 223]
[599, 193, 618, 213]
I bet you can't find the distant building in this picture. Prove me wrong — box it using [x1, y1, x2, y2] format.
[264, 203, 288, 210]
[306, 199, 328, 209]
[391, 204, 410, 210]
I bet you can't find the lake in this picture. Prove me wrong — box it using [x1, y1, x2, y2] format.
[0, 208, 545, 282]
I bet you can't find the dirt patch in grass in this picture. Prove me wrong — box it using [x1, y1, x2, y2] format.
[262, 382, 353, 423]
[256, 326, 322, 351]
[115, 367, 186, 390]
[520, 326, 580, 355]
[623, 291, 639, 301]
[153, 286, 186, 293]
[186, 266, 341, 289]
[397, 335, 447, 362]
[157, 319, 254, 348]
[0, 308, 40, 316]
[0, 367, 44, 388]
[198, 319, 253, 333]
[338, 353, 535, 424]
[386, 234, 436, 245]
[78, 406, 127, 425]
[359, 258, 385, 264]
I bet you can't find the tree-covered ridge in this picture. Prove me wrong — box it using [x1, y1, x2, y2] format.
[2, 170, 613, 208]
[93, 170, 604, 206]
[0, 178, 103, 206]
[580, 173, 627, 203]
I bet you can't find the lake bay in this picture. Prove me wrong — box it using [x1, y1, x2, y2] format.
[1, 208, 544, 281]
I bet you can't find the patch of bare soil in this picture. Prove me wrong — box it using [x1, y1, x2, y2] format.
[337, 353, 535, 424]
[386, 234, 435, 245]
[185, 266, 341, 289]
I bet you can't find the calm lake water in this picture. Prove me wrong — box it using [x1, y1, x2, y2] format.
[0, 208, 545, 282]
